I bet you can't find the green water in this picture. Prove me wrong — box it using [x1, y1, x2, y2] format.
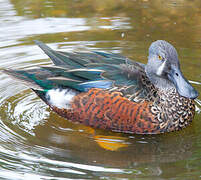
[0, 0, 200, 179]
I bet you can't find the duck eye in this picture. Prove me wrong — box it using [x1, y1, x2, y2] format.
[158, 55, 162, 60]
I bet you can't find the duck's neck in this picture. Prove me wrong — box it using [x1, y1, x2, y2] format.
[145, 67, 175, 91]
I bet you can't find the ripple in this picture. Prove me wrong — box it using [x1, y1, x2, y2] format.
[0, 90, 49, 136]
[0, 0, 200, 179]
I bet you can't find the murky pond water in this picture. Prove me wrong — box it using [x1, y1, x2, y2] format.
[0, 0, 200, 179]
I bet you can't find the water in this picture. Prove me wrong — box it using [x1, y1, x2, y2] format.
[0, 0, 200, 179]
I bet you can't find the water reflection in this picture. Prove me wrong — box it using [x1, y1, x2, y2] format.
[9, 0, 201, 46]
[33, 114, 195, 167]
[0, 0, 200, 179]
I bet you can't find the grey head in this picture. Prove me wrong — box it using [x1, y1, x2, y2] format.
[145, 40, 198, 99]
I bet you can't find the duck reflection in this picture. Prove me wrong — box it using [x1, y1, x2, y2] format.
[32, 111, 194, 168]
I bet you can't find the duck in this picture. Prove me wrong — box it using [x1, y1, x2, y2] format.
[3, 40, 198, 134]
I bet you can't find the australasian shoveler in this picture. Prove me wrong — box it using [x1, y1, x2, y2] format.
[3, 40, 199, 134]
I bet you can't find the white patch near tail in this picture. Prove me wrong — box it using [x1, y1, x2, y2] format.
[46, 89, 77, 109]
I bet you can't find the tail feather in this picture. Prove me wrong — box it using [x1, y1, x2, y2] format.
[34, 40, 66, 66]
[34, 40, 137, 68]
[3, 69, 57, 90]
[3, 67, 112, 92]
[31, 89, 48, 103]
[3, 69, 44, 90]
[34, 40, 84, 68]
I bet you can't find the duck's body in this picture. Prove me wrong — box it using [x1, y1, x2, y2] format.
[46, 88, 195, 134]
[3, 40, 198, 134]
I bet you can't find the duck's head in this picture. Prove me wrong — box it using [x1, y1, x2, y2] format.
[145, 40, 198, 99]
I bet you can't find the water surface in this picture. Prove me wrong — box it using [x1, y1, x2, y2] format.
[0, 0, 201, 179]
